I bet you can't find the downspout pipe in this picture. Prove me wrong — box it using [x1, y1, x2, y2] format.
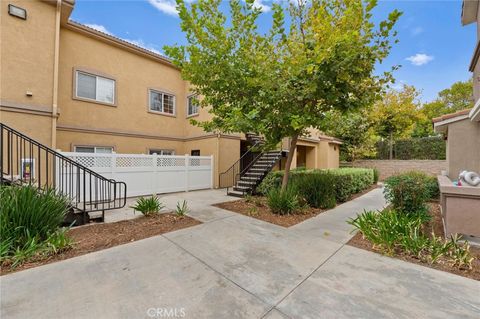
[51, 0, 61, 149]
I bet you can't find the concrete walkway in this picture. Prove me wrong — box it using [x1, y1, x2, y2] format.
[1, 189, 479, 318]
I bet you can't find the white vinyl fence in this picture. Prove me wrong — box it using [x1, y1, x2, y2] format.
[59, 152, 214, 198]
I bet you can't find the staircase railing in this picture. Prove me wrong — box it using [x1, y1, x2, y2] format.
[219, 140, 262, 189]
[0, 123, 127, 214]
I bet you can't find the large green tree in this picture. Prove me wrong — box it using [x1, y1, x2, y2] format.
[165, 0, 401, 189]
[413, 80, 474, 137]
[321, 109, 377, 162]
[370, 85, 423, 159]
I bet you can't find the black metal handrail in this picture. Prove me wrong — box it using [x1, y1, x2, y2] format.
[0, 123, 127, 214]
[219, 140, 263, 189]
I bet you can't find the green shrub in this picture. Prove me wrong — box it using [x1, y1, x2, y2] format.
[257, 168, 374, 203]
[424, 175, 440, 200]
[328, 168, 374, 202]
[373, 168, 380, 184]
[175, 200, 189, 216]
[0, 185, 71, 265]
[256, 171, 283, 195]
[349, 209, 429, 254]
[384, 171, 431, 214]
[290, 172, 336, 209]
[266, 187, 301, 215]
[130, 196, 164, 216]
[349, 209, 474, 269]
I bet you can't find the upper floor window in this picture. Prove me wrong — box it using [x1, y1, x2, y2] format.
[75, 71, 115, 104]
[187, 95, 199, 116]
[75, 146, 113, 153]
[149, 90, 175, 115]
[149, 149, 175, 156]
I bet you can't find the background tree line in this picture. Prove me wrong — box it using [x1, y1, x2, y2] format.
[321, 80, 473, 161]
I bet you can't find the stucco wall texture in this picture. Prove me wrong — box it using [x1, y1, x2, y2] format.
[352, 160, 448, 180]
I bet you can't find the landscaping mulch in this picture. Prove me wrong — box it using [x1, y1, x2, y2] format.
[214, 185, 380, 228]
[214, 197, 326, 227]
[1, 213, 201, 276]
[348, 202, 480, 281]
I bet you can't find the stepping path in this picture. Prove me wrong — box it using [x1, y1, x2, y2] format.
[1, 189, 479, 319]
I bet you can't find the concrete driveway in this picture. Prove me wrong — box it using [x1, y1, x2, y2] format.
[1, 189, 479, 318]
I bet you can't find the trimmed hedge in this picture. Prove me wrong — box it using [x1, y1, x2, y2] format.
[257, 168, 375, 204]
[375, 136, 446, 160]
[290, 172, 336, 209]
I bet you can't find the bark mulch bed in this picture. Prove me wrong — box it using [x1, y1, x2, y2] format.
[1, 213, 201, 276]
[214, 185, 379, 228]
[348, 202, 480, 281]
[214, 196, 326, 227]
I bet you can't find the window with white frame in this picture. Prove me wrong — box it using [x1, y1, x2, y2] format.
[187, 95, 199, 116]
[75, 146, 113, 153]
[149, 149, 175, 155]
[75, 71, 115, 104]
[149, 90, 175, 115]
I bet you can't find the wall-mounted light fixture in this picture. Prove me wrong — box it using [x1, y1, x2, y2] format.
[8, 4, 27, 20]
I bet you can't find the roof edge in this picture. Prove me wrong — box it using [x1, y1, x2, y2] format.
[462, 0, 479, 25]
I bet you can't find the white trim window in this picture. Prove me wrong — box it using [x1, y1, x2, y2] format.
[149, 149, 175, 155]
[149, 90, 175, 115]
[187, 95, 199, 116]
[75, 146, 113, 153]
[75, 71, 115, 104]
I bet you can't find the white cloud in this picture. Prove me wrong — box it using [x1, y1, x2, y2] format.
[122, 38, 163, 55]
[148, 0, 179, 16]
[411, 26, 424, 36]
[253, 0, 271, 12]
[84, 24, 112, 35]
[406, 53, 434, 66]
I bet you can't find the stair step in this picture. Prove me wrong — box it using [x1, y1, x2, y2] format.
[238, 180, 257, 186]
[227, 190, 245, 197]
[240, 176, 261, 181]
[245, 172, 264, 176]
[234, 185, 251, 191]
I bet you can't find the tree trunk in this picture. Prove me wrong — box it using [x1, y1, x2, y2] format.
[389, 132, 394, 160]
[281, 134, 299, 191]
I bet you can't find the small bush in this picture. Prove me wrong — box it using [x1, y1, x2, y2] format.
[130, 196, 164, 216]
[0, 185, 71, 266]
[175, 200, 189, 216]
[290, 173, 336, 209]
[373, 168, 380, 184]
[384, 171, 431, 214]
[267, 187, 301, 215]
[424, 175, 440, 200]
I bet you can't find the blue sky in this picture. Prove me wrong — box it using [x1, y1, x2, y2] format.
[71, 0, 476, 102]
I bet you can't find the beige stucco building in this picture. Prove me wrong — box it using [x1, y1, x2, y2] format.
[432, 0, 480, 178]
[0, 0, 340, 188]
[432, 1, 480, 239]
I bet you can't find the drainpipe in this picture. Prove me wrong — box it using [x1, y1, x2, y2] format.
[51, 0, 61, 149]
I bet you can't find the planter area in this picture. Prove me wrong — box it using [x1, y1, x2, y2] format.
[348, 171, 479, 281]
[216, 168, 378, 227]
[1, 213, 200, 276]
[348, 202, 480, 280]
